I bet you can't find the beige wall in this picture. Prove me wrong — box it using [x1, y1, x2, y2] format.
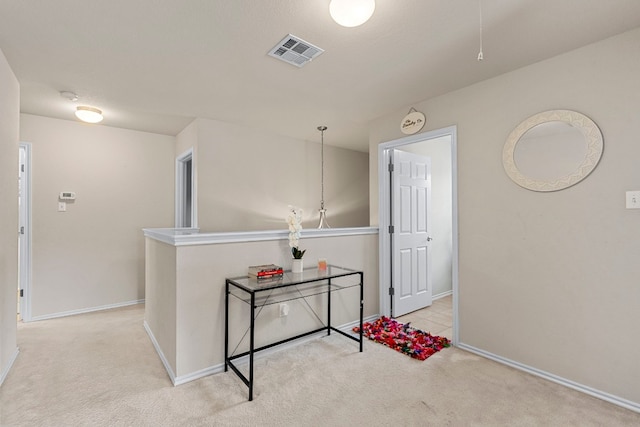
[180, 118, 369, 232]
[398, 136, 453, 297]
[144, 238, 177, 374]
[370, 28, 640, 404]
[19, 115, 175, 319]
[175, 119, 197, 158]
[0, 48, 19, 384]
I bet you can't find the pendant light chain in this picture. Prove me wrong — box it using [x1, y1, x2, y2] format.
[320, 126, 325, 209]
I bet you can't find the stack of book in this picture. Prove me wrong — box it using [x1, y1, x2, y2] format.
[248, 264, 284, 280]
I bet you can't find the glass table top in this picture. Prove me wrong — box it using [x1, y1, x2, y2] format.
[226, 265, 360, 293]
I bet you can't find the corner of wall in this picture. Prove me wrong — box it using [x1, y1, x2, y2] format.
[0, 46, 20, 386]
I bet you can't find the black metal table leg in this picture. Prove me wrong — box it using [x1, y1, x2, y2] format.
[225, 280, 229, 371]
[359, 272, 364, 352]
[249, 292, 255, 401]
[327, 278, 332, 336]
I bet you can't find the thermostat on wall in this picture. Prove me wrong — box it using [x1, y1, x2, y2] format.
[59, 192, 76, 200]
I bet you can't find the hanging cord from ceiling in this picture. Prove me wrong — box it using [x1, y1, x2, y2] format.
[477, 0, 484, 61]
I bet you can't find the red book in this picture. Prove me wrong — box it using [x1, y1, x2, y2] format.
[248, 264, 283, 277]
[255, 269, 284, 277]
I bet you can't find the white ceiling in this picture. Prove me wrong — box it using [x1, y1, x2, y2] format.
[1, 0, 639, 152]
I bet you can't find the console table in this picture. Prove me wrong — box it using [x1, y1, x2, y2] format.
[225, 265, 364, 401]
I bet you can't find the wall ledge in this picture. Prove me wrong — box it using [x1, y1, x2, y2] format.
[143, 227, 379, 247]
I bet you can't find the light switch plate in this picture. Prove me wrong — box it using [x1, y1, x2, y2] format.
[58, 202, 66, 212]
[625, 191, 640, 209]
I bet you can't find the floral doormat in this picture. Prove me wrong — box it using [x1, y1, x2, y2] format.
[353, 316, 451, 361]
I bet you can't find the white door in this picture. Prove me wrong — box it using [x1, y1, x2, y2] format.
[391, 149, 433, 316]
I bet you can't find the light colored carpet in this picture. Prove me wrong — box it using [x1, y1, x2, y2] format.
[1, 304, 639, 426]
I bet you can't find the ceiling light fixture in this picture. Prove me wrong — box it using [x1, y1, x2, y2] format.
[329, 0, 375, 27]
[75, 106, 103, 124]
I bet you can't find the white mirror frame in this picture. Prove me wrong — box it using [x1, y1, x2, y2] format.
[502, 109, 604, 192]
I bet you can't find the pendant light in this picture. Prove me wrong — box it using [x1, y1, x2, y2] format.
[317, 126, 330, 229]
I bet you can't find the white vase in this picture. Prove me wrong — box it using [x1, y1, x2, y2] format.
[292, 258, 303, 273]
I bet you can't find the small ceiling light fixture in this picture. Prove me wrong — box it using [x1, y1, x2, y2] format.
[317, 126, 331, 229]
[75, 106, 103, 124]
[329, 0, 375, 27]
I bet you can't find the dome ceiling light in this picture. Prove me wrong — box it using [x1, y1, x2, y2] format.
[329, 0, 375, 27]
[75, 106, 103, 124]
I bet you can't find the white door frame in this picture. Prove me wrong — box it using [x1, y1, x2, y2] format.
[19, 142, 32, 321]
[175, 148, 197, 229]
[378, 125, 459, 345]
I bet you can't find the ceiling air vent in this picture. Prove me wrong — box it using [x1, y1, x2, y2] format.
[268, 34, 324, 68]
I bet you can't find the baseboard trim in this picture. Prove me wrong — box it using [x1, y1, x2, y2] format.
[433, 290, 453, 300]
[143, 320, 177, 385]
[174, 364, 225, 386]
[0, 347, 20, 387]
[30, 299, 145, 322]
[338, 314, 379, 332]
[166, 314, 380, 386]
[457, 342, 640, 414]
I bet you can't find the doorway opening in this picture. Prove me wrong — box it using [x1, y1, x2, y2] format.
[176, 148, 197, 228]
[18, 142, 32, 322]
[378, 126, 458, 345]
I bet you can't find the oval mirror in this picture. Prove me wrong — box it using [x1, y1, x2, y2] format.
[502, 110, 603, 192]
